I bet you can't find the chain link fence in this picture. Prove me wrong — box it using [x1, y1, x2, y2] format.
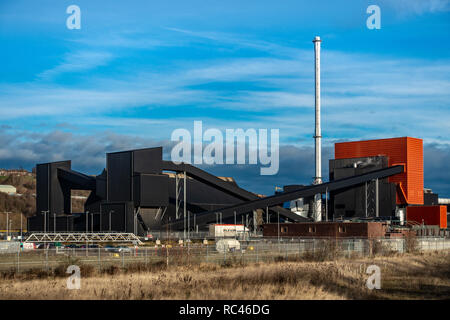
[0, 237, 449, 273]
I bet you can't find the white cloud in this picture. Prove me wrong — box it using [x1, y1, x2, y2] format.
[386, 0, 450, 15]
[37, 51, 115, 80]
[0, 30, 449, 147]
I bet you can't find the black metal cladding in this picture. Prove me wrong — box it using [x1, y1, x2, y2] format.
[133, 148, 162, 174]
[36, 164, 49, 215]
[72, 213, 100, 232]
[96, 169, 107, 199]
[99, 202, 134, 232]
[27, 215, 44, 232]
[48, 215, 74, 232]
[424, 192, 439, 205]
[133, 174, 169, 207]
[36, 161, 71, 216]
[329, 156, 396, 219]
[106, 147, 163, 203]
[107, 151, 132, 202]
[57, 167, 96, 190]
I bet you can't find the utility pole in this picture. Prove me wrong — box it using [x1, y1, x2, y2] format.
[109, 210, 114, 232]
[86, 211, 89, 233]
[193, 214, 196, 234]
[42, 210, 49, 234]
[183, 170, 186, 241]
[187, 211, 190, 240]
[277, 210, 280, 243]
[5, 211, 10, 238]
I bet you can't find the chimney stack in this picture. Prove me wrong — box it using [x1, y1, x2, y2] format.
[312, 36, 322, 222]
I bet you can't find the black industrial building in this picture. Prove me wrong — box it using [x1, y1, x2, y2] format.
[27, 146, 405, 236]
[329, 156, 396, 220]
[28, 147, 307, 236]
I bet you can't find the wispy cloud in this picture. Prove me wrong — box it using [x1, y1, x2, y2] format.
[37, 51, 114, 80]
[0, 28, 449, 149]
[386, 0, 450, 15]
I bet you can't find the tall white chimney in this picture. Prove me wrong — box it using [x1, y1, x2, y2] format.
[312, 36, 322, 222]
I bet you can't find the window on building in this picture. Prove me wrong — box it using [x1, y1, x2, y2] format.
[281, 227, 288, 233]
[309, 226, 316, 233]
[339, 226, 346, 233]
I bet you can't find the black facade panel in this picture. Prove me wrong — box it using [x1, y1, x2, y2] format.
[107, 152, 132, 202]
[133, 174, 169, 207]
[36, 164, 49, 215]
[48, 215, 74, 232]
[100, 202, 134, 232]
[27, 215, 44, 232]
[96, 173, 107, 199]
[72, 213, 101, 232]
[36, 161, 71, 216]
[424, 192, 439, 205]
[329, 156, 395, 219]
[133, 147, 162, 174]
[50, 161, 72, 215]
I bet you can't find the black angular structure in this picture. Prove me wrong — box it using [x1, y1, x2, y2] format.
[28, 147, 304, 236]
[28, 146, 404, 236]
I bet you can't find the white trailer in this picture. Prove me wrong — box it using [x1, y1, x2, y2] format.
[209, 224, 249, 238]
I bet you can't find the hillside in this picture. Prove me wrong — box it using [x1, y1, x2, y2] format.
[0, 172, 88, 229]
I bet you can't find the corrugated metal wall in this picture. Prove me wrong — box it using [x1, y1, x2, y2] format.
[406, 205, 447, 229]
[335, 137, 423, 205]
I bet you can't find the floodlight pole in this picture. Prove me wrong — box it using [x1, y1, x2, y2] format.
[183, 170, 187, 241]
[86, 211, 89, 233]
[6, 211, 9, 237]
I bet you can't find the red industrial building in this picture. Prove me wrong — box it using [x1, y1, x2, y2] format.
[335, 137, 423, 205]
[262, 221, 416, 238]
[263, 222, 387, 238]
[275, 137, 447, 238]
[334, 137, 446, 230]
[406, 206, 447, 229]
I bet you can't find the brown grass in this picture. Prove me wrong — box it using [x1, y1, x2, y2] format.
[0, 250, 448, 300]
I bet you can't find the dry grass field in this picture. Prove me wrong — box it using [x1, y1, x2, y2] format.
[0, 250, 449, 300]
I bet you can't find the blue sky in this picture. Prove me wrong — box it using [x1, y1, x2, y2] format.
[0, 0, 449, 196]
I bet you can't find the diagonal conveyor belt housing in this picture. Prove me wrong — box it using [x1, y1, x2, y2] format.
[161, 161, 306, 222]
[166, 165, 404, 229]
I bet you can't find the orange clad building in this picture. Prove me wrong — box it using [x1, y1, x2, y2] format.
[335, 137, 423, 205]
